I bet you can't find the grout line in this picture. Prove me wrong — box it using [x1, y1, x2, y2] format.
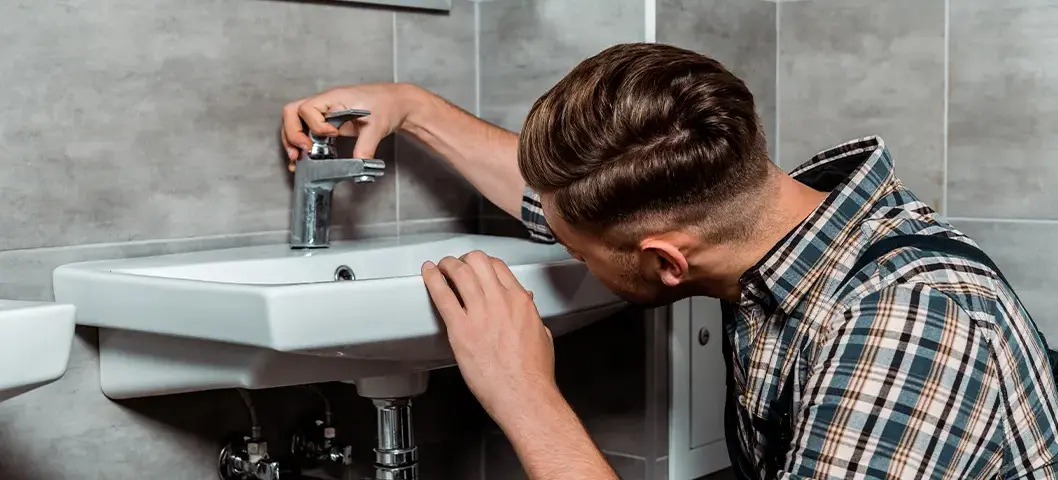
[392, 12, 400, 83]
[947, 216, 1058, 225]
[392, 12, 402, 236]
[474, 0, 482, 118]
[0, 230, 290, 254]
[401, 216, 469, 225]
[644, 0, 656, 43]
[474, 0, 485, 232]
[774, 0, 782, 168]
[941, 0, 950, 215]
[602, 450, 648, 461]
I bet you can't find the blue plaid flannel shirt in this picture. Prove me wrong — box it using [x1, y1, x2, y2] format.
[520, 136, 1058, 479]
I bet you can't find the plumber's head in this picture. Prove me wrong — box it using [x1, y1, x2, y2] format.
[518, 42, 778, 306]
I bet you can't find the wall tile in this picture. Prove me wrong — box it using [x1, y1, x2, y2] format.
[0, 0, 394, 251]
[398, 216, 477, 236]
[657, 0, 778, 159]
[396, 0, 477, 113]
[396, 134, 480, 222]
[395, 1, 481, 222]
[480, 215, 530, 239]
[953, 220, 1058, 343]
[479, 0, 645, 131]
[948, 1, 1058, 218]
[778, 0, 945, 209]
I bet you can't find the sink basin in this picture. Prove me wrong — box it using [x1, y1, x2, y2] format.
[0, 300, 76, 402]
[54, 233, 623, 399]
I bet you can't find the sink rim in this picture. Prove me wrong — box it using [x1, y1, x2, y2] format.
[53, 233, 578, 287]
[52, 233, 619, 353]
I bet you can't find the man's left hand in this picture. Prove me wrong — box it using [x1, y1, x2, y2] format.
[420, 251, 558, 425]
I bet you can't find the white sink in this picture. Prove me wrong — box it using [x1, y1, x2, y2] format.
[54, 233, 623, 399]
[0, 300, 76, 402]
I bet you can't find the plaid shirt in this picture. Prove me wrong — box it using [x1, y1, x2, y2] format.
[521, 136, 1058, 479]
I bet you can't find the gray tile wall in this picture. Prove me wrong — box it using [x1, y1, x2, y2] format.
[947, 0, 1058, 345]
[778, 0, 947, 209]
[778, 0, 1058, 350]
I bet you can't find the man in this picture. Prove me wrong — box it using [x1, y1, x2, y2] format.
[282, 43, 1058, 479]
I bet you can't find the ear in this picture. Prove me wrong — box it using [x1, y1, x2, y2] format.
[640, 237, 690, 287]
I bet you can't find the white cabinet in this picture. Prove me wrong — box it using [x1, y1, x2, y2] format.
[667, 297, 730, 479]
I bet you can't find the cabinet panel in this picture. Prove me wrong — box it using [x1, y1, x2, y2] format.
[667, 298, 730, 479]
[689, 296, 726, 448]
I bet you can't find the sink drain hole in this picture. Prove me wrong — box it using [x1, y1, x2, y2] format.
[334, 265, 355, 281]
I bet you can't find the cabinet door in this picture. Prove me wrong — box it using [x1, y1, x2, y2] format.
[668, 297, 730, 479]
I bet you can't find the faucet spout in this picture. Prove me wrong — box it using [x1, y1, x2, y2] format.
[290, 158, 386, 249]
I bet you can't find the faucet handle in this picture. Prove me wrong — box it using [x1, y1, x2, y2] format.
[305, 109, 372, 160]
[323, 108, 371, 129]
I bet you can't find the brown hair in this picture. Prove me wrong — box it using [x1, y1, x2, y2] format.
[518, 43, 772, 245]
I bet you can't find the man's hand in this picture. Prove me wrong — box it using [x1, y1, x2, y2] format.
[280, 83, 528, 217]
[281, 82, 426, 171]
[420, 250, 557, 421]
[421, 251, 617, 480]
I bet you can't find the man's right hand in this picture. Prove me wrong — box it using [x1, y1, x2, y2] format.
[280, 81, 527, 219]
[280, 83, 424, 171]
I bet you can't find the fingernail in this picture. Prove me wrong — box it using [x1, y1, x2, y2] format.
[423, 261, 436, 270]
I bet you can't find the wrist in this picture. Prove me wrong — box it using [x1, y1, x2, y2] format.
[492, 381, 567, 436]
[397, 83, 443, 138]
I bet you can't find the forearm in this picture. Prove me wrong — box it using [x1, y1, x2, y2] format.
[400, 84, 526, 218]
[496, 386, 617, 480]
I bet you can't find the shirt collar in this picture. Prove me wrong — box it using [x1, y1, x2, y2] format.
[741, 136, 898, 313]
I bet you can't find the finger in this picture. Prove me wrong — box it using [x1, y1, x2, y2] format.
[461, 251, 505, 300]
[421, 261, 468, 324]
[337, 121, 361, 137]
[351, 119, 386, 159]
[489, 257, 527, 292]
[282, 100, 311, 153]
[280, 127, 299, 162]
[436, 256, 486, 315]
[544, 326, 554, 341]
[299, 100, 342, 136]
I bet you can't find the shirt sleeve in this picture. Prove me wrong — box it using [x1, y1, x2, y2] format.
[521, 187, 556, 244]
[782, 283, 1002, 480]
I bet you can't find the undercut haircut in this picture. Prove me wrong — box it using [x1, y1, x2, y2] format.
[518, 42, 772, 246]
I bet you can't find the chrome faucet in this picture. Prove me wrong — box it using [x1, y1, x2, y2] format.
[290, 109, 385, 249]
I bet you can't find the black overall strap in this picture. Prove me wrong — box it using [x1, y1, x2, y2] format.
[835, 233, 1058, 381]
[837, 234, 1010, 291]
